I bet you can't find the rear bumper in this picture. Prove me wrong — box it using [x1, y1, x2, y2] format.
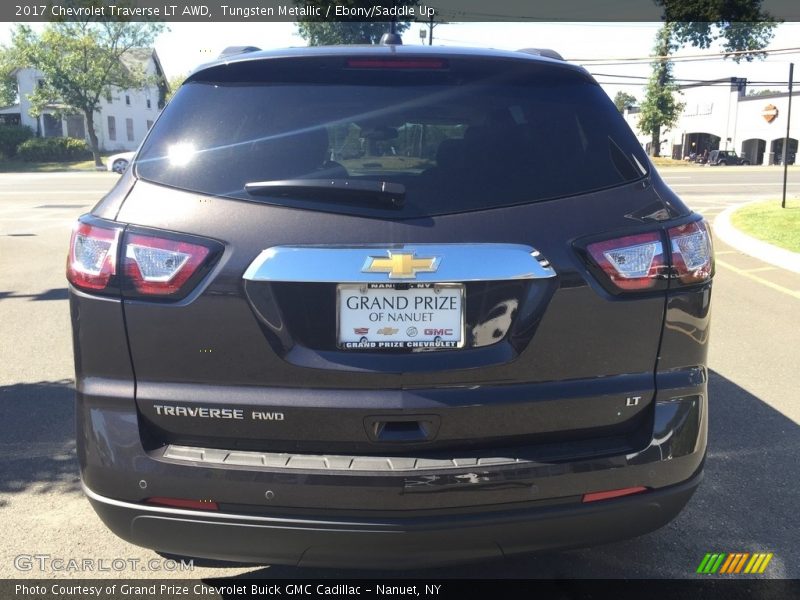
[84, 469, 701, 569]
[77, 373, 707, 568]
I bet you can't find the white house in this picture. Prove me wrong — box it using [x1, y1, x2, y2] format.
[0, 48, 167, 153]
[623, 77, 798, 165]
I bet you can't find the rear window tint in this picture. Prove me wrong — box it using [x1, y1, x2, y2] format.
[136, 58, 648, 218]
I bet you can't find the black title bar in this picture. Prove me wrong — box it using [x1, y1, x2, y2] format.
[5, 579, 800, 600]
[5, 1, 800, 23]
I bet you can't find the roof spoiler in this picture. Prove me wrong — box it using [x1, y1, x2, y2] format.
[516, 48, 564, 61]
[218, 46, 261, 59]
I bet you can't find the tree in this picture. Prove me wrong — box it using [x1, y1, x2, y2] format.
[638, 25, 684, 156]
[295, 0, 419, 45]
[613, 91, 637, 113]
[166, 73, 187, 103]
[7, 18, 164, 166]
[639, 1, 777, 157]
[0, 48, 19, 107]
[747, 88, 781, 96]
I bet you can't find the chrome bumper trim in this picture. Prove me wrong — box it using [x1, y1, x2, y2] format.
[242, 244, 556, 283]
[163, 444, 522, 472]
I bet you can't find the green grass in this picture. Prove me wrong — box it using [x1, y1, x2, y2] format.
[650, 156, 689, 167]
[0, 156, 112, 173]
[731, 199, 800, 253]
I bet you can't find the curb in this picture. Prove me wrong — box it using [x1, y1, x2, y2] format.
[713, 201, 800, 275]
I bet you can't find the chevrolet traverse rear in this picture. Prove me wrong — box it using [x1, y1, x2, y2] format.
[68, 45, 712, 568]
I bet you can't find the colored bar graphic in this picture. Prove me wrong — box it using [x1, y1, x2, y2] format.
[753, 554, 766, 573]
[697, 553, 725, 574]
[734, 553, 750, 573]
[711, 554, 726, 573]
[697, 554, 713, 573]
[720, 554, 736, 574]
[759, 553, 773, 573]
[744, 554, 759, 573]
[702, 552, 773, 574]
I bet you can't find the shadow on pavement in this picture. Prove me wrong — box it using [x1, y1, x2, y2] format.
[0, 379, 79, 495]
[207, 369, 799, 579]
[0, 288, 69, 302]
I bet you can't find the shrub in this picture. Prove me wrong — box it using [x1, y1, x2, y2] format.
[16, 136, 92, 162]
[0, 125, 34, 157]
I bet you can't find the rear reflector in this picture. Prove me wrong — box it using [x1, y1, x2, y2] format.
[67, 222, 120, 290]
[586, 232, 665, 291]
[346, 58, 447, 69]
[123, 233, 209, 296]
[582, 486, 648, 503]
[145, 497, 219, 511]
[668, 220, 713, 285]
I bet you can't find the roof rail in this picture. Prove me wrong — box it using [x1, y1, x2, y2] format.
[516, 48, 564, 61]
[218, 46, 262, 59]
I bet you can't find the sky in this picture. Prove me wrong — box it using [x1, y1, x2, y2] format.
[2, 21, 800, 102]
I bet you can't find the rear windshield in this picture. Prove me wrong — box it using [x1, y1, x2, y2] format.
[136, 58, 648, 218]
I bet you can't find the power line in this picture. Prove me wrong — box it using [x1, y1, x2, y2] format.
[569, 46, 800, 64]
[590, 72, 792, 85]
[426, 39, 800, 66]
[583, 55, 800, 66]
[593, 81, 794, 88]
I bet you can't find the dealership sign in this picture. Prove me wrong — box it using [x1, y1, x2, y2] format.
[761, 104, 779, 123]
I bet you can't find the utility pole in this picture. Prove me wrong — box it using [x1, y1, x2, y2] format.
[782, 62, 794, 209]
[428, 14, 434, 45]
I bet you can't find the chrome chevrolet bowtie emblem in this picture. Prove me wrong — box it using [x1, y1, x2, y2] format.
[362, 251, 440, 279]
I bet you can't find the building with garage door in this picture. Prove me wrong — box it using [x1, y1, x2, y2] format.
[623, 77, 798, 165]
[0, 48, 167, 153]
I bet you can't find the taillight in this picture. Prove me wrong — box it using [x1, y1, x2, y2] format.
[123, 233, 209, 296]
[67, 218, 220, 300]
[67, 222, 120, 291]
[584, 218, 713, 293]
[668, 220, 713, 285]
[586, 231, 666, 291]
[346, 58, 447, 69]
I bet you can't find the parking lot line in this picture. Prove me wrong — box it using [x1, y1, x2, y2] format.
[716, 258, 800, 300]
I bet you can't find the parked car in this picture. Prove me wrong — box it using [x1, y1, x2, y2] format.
[707, 149, 750, 166]
[106, 151, 135, 174]
[68, 44, 713, 569]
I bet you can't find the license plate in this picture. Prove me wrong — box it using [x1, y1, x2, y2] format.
[337, 283, 464, 350]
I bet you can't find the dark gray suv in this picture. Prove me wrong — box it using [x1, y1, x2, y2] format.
[68, 44, 712, 569]
[708, 150, 750, 166]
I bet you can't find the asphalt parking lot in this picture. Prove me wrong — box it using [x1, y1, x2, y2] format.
[0, 167, 798, 579]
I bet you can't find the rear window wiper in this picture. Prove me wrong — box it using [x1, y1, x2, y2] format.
[244, 179, 405, 209]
